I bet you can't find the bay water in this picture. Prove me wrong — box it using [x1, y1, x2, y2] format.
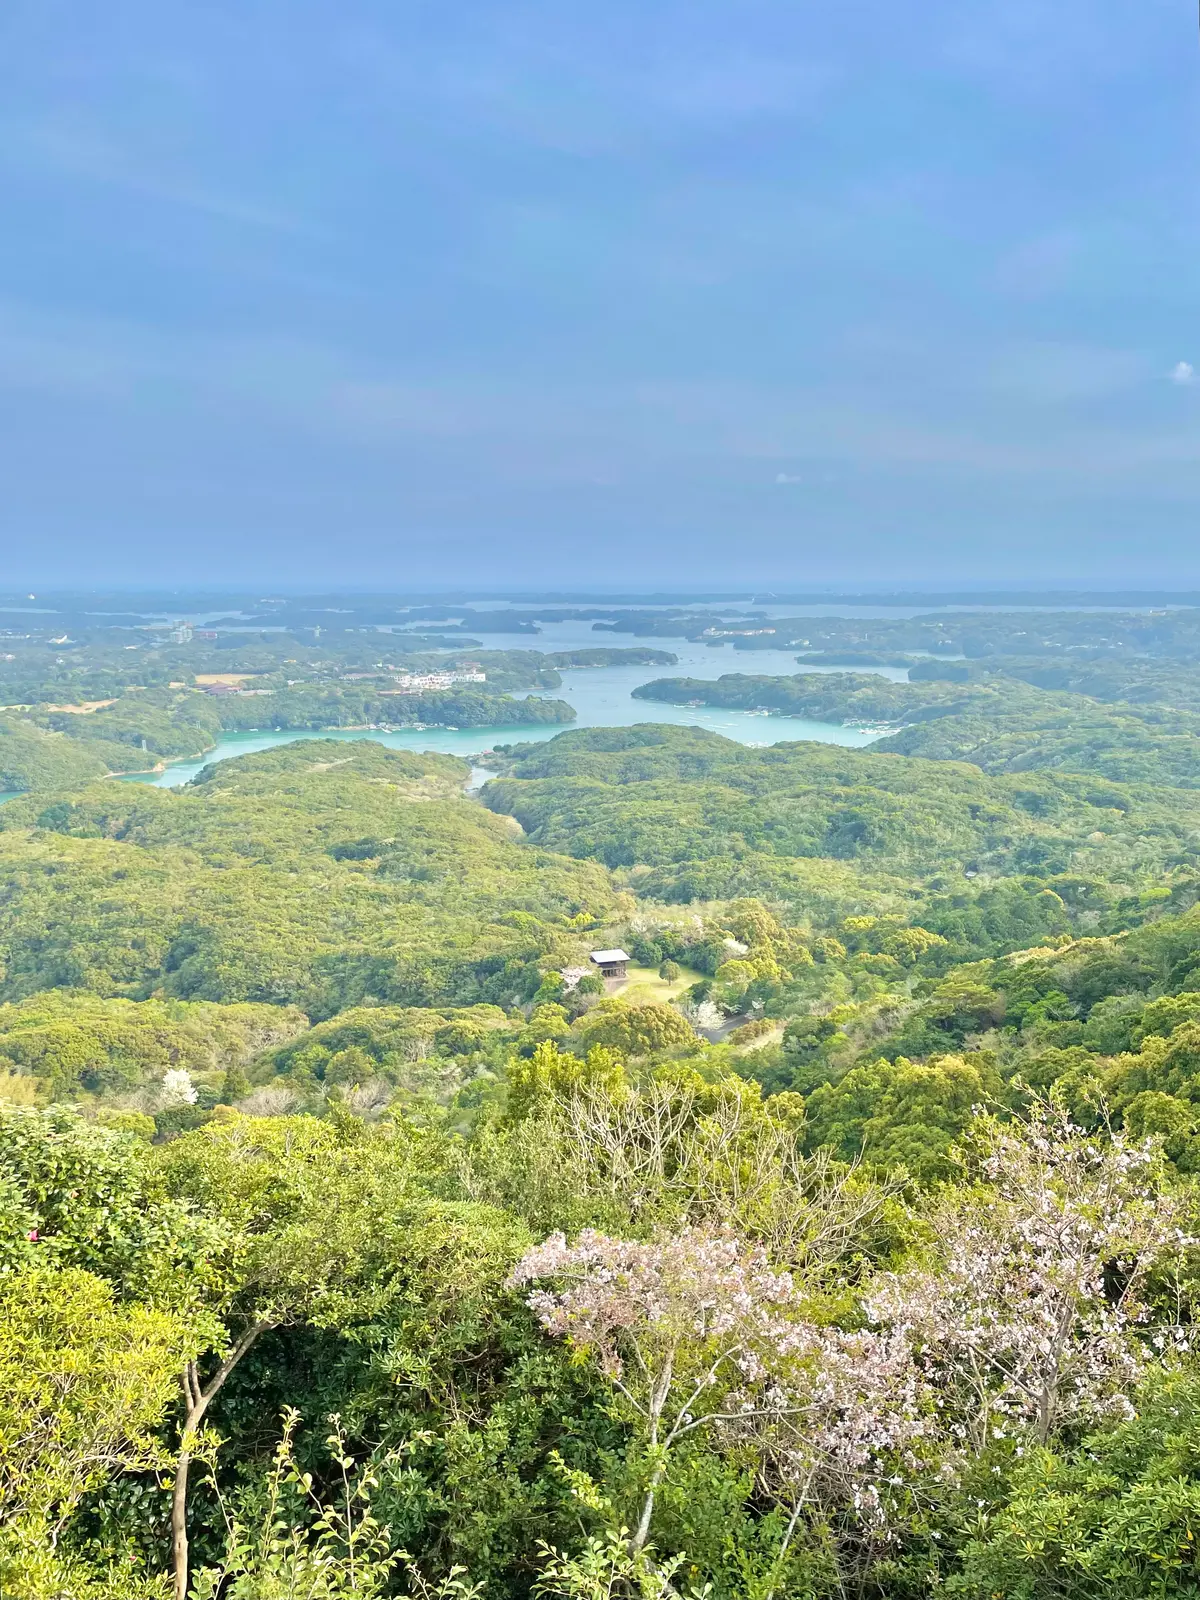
[130, 616, 899, 788]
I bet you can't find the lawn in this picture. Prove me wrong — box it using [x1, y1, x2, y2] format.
[617, 963, 706, 1004]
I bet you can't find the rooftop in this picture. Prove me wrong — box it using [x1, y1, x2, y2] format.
[590, 949, 630, 965]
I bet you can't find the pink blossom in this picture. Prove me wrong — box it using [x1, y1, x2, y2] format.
[866, 1104, 1189, 1448]
[510, 1224, 930, 1551]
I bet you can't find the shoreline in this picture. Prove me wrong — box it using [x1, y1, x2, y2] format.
[102, 722, 527, 786]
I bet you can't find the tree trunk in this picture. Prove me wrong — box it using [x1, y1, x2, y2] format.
[171, 1425, 196, 1600]
[764, 1486, 811, 1600]
[172, 1320, 273, 1600]
[629, 1353, 674, 1554]
[630, 1460, 664, 1553]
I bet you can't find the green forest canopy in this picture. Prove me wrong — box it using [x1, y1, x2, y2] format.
[10, 602, 1200, 1596]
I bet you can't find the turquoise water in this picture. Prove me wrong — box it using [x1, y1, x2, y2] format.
[124, 620, 893, 789]
[135, 703, 880, 789]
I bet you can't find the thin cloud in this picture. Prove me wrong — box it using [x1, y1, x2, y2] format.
[986, 341, 1145, 404]
[993, 231, 1076, 299]
[1170, 361, 1195, 387]
[775, 471, 803, 484]
[12, 120, 305, 234]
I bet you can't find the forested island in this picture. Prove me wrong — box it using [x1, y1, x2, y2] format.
[634, 669, 1200, 785]
[12, 596, 1200, 1596]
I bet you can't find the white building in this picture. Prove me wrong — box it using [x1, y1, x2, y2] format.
[389, 670, 486, 693]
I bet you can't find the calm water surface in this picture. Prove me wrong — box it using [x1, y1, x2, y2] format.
[130, 619, 895, 789]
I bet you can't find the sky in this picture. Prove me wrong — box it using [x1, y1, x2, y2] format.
[2, 0, 1199, 590]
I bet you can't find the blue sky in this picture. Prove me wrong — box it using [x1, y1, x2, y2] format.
[2, 0, 1198, 589]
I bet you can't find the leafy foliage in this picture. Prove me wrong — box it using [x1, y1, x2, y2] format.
[0, 744, 620, 1014]
[16, 606, 1200, 1594]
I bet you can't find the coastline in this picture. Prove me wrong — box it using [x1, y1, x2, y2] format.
[104, 721, 467, 782]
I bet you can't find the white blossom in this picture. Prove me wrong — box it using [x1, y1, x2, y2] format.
[867, 1103, 1189, 1449]
[510, 1225, 930, 1552]
[160, 1067, 199, 1107]
[683, 1000, 725, 1032]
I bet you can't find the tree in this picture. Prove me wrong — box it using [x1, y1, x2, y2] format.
[882, 926, 948, 966]
[0, 1103, 199, 1294]
[573, 999, 697, 1057]
[805, 1053, 1000, 1178]
[152, 1113, 427, 1600]
[867, 1105, 1185, 1450]
[0, 1265, 195, 1591]
[504, 1038, 625, 1123]
[510, 1226, 810, 1555]
[151, 1109, 531, 1600]
[948, 1365, 1200, 1597]
[718, 1320, 932, 1590]
[219, 1062, 250, 1103]
[510, 1222, 930, 1589]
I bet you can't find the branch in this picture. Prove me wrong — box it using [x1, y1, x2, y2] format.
[184, 1361, 201, 1412]
[673, 1403, 810, 1439]
[189, 1318, 276, 1427]
[610, 1375, 649, 1420]
[663, 1344, 748, 1448]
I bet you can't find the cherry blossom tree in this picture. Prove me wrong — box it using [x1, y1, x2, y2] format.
[723, 1321, 934, 1570]
[866, 1104, 1189, 1451]
[513, 1109, 1191, 1586]
[160, 1068, 199, 1108]
[509, 1225, 932, 1571]
[510, 1226, 811, 1553]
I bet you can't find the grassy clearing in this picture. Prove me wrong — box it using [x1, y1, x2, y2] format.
[617, 963, 706, 1005]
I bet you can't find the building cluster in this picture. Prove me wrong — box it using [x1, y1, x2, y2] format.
[700, 626, 777, 638]
[387, 670, 486, 693]
[164, 622, 218, 643]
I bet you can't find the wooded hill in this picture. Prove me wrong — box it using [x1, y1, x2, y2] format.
[10, 648, 1200, 1595]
